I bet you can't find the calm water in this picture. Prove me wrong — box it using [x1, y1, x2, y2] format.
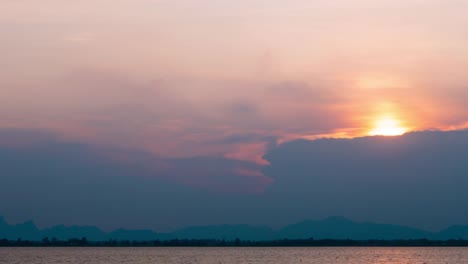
[1, 247, 468, 264]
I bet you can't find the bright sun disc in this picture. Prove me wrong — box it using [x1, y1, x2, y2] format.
[369, 116, 407, 136]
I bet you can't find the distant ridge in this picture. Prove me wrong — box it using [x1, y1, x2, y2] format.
[2, 215, 468, 241]
[277, 216, 430, 240]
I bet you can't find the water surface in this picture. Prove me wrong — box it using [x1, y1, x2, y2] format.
[1, 247, 468, 264]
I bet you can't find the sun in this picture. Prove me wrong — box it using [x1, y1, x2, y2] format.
[369, 116, 408, 136]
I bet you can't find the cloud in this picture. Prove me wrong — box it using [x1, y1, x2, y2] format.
[263, 130, 468, 231]
[227, 101, 257, 115]
[0, 129, 271, 231]
[2, 128, 468, 232]
[0, 66, 354, 162]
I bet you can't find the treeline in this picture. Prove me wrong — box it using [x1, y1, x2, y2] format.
[2, 238, 468, 247]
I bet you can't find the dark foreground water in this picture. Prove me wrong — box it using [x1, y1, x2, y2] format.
[1, 247, 468, 264]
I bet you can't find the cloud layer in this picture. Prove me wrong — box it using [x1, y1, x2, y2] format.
[2, 0, 468, 162]
[1, 129, 468, 231]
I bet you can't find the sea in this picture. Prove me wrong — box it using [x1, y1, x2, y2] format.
[1, 247, 468, 264]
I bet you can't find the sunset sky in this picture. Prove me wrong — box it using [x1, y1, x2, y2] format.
[1, 0, 468, 231]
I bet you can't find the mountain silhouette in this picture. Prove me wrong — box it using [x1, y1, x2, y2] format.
[172, 224, 276, 241]
[436, 225, 468, 240]
[107, 229, 173, 241]
[0, 216, 41, 240]
[42, 225, 107, 241]
[277, 216, 431, 240]
[2, 215, 468, 241]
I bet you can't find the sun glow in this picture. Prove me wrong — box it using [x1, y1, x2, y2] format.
[369, 116, 408, 136]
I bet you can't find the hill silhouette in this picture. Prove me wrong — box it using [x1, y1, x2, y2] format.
[2, 215, 468, 241]
[277, 216, 430, 240]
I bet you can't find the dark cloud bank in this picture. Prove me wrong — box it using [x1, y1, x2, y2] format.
[1, 129, 468, 233]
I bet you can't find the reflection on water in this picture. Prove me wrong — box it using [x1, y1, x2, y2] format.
[1, 247, 468, 264]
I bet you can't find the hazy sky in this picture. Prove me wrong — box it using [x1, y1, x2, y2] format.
[1, 1, 468, 230]
[2, 0, 468, 158]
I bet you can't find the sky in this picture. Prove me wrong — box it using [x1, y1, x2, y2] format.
[1, 0, 468, 231]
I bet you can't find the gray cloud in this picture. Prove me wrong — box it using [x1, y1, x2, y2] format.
[0, 129, 270, 231]
[212, 132, 277, 146]
[263, 130, 468, 231]
[2, 129, 468, 232]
